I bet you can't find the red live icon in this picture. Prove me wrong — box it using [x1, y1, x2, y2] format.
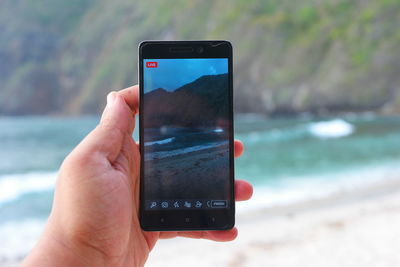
[146, 62, 158, 68]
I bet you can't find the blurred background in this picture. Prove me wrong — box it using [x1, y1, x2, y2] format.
[1, 0, 400, 266]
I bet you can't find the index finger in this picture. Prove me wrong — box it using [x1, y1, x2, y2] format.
[158, 227, 238, 242]
[118, 85, 139, 114]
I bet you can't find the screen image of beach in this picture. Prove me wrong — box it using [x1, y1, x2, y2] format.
[143, 58, 230, 210]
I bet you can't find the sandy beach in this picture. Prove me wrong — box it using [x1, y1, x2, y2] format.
[2, 177, 400, 266]
[144, 143, 230, 200]
[146, 178, 400, 267]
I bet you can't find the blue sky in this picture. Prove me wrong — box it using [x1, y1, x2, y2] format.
[144, 58, 228, 93]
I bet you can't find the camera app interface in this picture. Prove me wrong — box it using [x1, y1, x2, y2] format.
[143, 58, 230, 210]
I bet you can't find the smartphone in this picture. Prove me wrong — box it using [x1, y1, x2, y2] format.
[139, 41, 234, 231]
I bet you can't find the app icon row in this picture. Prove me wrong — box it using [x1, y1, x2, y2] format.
[147, 200, 227, 209]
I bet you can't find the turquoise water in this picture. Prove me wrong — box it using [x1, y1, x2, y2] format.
[235, 115, 400, 184]
[0, 115, 400, 257]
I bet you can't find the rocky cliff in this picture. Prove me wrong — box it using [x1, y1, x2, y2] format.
[143, 74, 229, 127]
[0, 0, 399, 116]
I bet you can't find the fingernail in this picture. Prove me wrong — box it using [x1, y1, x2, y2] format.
[107, 92, 117, 106]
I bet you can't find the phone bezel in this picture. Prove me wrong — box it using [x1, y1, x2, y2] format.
[138, 40, 235, 231]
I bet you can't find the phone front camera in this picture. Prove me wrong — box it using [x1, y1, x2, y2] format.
[197, 47, 204, 53]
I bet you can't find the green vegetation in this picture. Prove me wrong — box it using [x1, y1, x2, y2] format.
[0, 0, 399, 115]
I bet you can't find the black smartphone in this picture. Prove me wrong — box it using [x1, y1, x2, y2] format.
[139, 40, 234, 231]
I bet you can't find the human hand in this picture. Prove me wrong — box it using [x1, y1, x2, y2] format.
[22, 85, 253, 267]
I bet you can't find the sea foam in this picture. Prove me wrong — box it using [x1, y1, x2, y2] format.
[0, 172, 57, 205]
[308, 119, 354, 138]
[0, 219, 46, 259]
[144, 137, 175, 146]
[145, 141, 228, 160]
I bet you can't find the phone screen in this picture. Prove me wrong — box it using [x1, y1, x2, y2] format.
[142, 58, 230, 211]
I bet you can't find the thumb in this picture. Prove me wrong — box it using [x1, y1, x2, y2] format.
[70, 92, 134, 163]
[100, 92, 134, 136]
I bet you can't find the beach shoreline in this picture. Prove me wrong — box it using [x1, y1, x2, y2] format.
[146, 177, 400, 267]
[2, 175, 400, 266]
[144, 143, 230, 200]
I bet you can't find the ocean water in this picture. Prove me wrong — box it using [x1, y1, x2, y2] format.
[1, 114, 400, 258]
[143, 127, 229, 160]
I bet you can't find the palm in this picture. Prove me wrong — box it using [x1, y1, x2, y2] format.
[100, 135, 158, 266]
[91, 131, 252, 266]
[49, 86, 252, 267]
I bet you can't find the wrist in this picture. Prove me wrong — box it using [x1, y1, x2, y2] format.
[22, 217, 120, 267]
